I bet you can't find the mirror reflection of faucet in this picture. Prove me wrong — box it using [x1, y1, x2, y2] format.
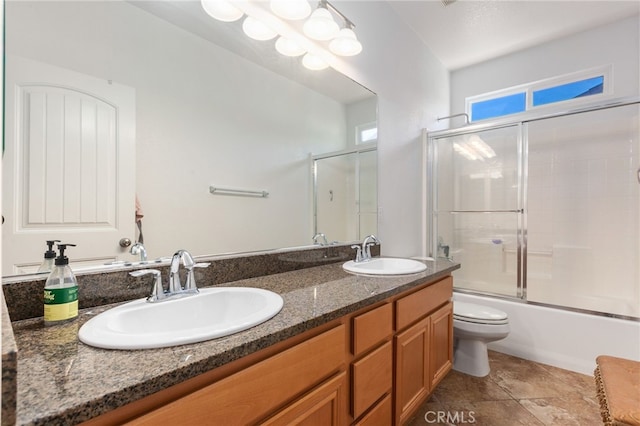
[312, 233, 328, 246]
[130, 242, 148, 263]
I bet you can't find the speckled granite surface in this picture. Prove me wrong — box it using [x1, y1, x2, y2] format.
[1, 292, 17, 426]
[3, 244, 363, 322]
[7, 257, 458, 425]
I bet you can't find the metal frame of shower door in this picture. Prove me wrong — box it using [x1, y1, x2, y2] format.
[426, 122, 527, 300]
[518, 122, 527, 300]
[311, 146, 377, 240]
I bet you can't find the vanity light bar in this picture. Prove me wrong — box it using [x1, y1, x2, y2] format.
[200, 0, 362, 71]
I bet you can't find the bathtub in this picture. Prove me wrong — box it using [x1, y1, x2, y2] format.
[453, 292, 640, 375]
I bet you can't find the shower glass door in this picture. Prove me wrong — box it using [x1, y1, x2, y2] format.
[526, 103, 640, 318]
[431, 125, 524, 297]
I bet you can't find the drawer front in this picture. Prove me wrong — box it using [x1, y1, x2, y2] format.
[353, 394, 392, 426]
[395, 276, 452, 331]
[129, 325, 346, 425]
[351, 341, 393, 418]
[352, 303, 393, 356]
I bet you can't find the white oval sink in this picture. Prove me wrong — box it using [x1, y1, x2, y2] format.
[78, 287, 283, 350]
[343, 257, 427, 276]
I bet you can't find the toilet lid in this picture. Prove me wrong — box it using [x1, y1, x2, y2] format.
[454, 301, 508, 324]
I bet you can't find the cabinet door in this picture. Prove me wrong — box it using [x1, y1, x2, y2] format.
[429, 302, 453, 389]
[262, 372, 347, 426]
[394, 316, 430, 425]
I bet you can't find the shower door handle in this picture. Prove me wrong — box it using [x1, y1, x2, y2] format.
[637, 167, 640, 184]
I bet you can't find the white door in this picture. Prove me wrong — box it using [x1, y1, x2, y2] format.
[3, 56, 136, 274]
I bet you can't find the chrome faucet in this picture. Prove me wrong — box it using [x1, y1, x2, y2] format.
[130, 269, 166, 302]
[130, 242, 148, 262]
[351, 235, 380, 263]
[362, 235, 380, 261]
[312, 233, 328, 246]
[130, 250, 210, 303]
[169, 249, 210, 295]
[350, 245, 364, 262]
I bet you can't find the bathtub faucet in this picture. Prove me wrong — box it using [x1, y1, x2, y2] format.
[438, 238, 450, 259]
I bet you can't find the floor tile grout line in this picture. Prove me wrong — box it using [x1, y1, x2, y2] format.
[514, 397, 548, 425]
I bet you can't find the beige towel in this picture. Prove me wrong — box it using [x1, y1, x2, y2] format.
[135, 195, 144, 220]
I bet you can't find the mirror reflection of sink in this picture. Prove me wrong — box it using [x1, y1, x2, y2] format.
[78, 287, 283, 350]
[343, 257, 427, 276]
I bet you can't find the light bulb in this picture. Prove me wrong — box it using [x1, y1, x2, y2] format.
[275, 37, 306, 57]
[303, 7, 339, 41]
[242, 16, 278, 41]
[270, 0, 311, 20]
[329, 27, 362, 56]
[201, 0, 243, 22]
[302, 53, 328, 70]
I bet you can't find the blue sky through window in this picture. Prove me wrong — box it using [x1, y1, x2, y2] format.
[471, 92, 526, 121]
[532, 76, 604, 106]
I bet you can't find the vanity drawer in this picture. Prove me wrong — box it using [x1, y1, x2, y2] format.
[129, 325, 346, 425]
[395, 277, 452, 331]
[351, 341, 393, 418]
[352, 303, 393, 356]
[354, 394, 392, 426]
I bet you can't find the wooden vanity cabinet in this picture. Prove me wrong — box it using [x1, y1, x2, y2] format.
[126, 325, 348, 425]
[393, 277, 454, 425]
[89, 276, 453, 426]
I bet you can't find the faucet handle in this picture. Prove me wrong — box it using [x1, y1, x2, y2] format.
[351, 245, 363, 263]
[184, 262, 210, 291]
[130, 269, 164, 302]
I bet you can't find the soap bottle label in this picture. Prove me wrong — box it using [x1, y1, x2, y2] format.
[44, 286, 79, 322]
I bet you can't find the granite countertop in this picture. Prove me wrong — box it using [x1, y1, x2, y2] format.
[9, 259, 459, 425]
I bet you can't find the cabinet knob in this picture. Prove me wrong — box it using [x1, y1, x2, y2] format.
[119, 238, 132, 248]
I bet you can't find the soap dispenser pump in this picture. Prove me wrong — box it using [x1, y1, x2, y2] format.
[44, 243, 79, 326]
[37, 240, 61, 274]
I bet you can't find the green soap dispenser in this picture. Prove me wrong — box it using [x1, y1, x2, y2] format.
[44, 243, 78, 326]
[37, 240, 61, 274]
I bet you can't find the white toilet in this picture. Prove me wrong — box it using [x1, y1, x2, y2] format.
[453, 301, 510, 377]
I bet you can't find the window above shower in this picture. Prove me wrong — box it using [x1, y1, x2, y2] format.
[466, 65, 612, 122]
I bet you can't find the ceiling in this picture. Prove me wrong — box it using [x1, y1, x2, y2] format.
[388, 0, 640, 70]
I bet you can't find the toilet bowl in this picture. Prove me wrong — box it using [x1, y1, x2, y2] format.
[453, 301, 510, 377]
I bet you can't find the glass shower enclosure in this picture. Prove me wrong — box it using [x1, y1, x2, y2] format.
[313, 148, 377, 244]
[427, 99, 639, 319]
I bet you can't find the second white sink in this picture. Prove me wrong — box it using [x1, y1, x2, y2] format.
[343, 257, 427, 276]
[78, 287, 283, 350]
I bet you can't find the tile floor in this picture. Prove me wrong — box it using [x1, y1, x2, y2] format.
[407, 351, 602, 426]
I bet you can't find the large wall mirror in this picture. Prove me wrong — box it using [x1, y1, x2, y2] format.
[2, 0, 378, 276]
